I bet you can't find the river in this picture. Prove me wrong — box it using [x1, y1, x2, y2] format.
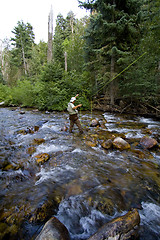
[0, 107, 160, 240]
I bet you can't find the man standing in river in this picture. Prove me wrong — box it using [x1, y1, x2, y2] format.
[67, 94, 83, 134]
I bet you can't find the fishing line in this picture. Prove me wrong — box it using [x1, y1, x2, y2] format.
[90, 51, 147, 115]
[93, 52, 147, 97]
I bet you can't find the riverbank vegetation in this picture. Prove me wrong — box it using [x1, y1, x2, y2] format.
[0, 0, 159, 115]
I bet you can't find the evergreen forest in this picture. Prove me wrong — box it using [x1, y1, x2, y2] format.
[0, 0, 159, 115]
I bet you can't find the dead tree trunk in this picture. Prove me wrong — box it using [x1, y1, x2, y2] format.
[64, 52, 67, 72]
[47, 6, 53, 63]
[20, 37, 27, 75]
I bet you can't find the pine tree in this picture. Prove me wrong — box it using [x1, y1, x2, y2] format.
[79, 0, 142, 105]
[11, 20, 35, 75]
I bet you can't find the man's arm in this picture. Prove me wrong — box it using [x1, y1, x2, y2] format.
[75, 94, 79, 98]
[72, 104, 82, 110]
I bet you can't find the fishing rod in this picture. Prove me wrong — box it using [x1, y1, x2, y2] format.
[92, 51, 147, 97]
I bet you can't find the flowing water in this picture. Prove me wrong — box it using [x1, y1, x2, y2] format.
[0, 107, 160, 239]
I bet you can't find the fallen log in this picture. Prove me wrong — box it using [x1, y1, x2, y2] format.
[88, 208, 140, 240]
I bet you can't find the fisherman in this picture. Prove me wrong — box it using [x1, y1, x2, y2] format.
[67, 94, 83, 134]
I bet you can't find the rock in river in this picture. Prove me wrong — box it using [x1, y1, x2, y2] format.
[140, 136, 158, 149]
[113, 137, 130, 151]
[35, 216, 70, 240]
[35, 153, 50, 164]
[90, 119, 101, 127]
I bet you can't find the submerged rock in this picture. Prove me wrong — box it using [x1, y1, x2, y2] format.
[32, 138, 45, 145]
[35, 216, 70, 240]
[113, 137, 130, 150]
[35, 153, 50, 164]
[27, 146, 36, 155]
[88, 208, 140, 240]
[101, 139, 113, 150]
[140, 136, 158, 149]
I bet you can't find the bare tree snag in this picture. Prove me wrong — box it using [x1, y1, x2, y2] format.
[47, 6, 53, 63]
[64, 52, 67, 72]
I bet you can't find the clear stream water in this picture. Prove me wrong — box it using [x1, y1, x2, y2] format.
[0, 107, 160, 239]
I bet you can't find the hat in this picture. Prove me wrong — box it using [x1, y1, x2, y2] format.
[70, 97, 76, 102]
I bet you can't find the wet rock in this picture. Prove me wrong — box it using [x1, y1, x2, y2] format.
[32, 109, 39, 112]
[90, 119, 101, 127]
[0, 222, 18, 239]
[3, 163, 18, 171]
[35, 216, 70, 240]
[101, 139, 113, 150]
[65, 181, 83, 197]
[27, 146, 36, 155]
[61, 125, 68, 132]
[35, 153, 50, 164]
[19, 111, 25, 114]
[17, 129, 28, 135]
[113, 137, 130, 150]
[17, 127, 34, 135]
[85, 140, 98, 147]
[140, 136, 158, 149]
[88, 196, 115, 216]
[34, 126, 40, 131]
[29, 199, 56, 223]
[88, 208, 140, 240]
[32, 138, 45, 145]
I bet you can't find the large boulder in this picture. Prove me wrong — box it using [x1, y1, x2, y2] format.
[140, 136, 158, 149]
[88, 208, 140, 240]
[113, 137, 130, 150]
[35, 217, 70, 240]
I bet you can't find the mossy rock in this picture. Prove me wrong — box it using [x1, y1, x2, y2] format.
[32, 138, 45, 145]
[35, 153, 50, 164]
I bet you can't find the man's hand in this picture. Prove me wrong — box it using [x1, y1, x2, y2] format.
[75, 94, 79, 98]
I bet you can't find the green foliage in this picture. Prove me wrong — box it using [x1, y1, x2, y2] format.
[63, 17, 89, 72]
[0, 69, 3, 84]
[36, 68, 91, 111]
[7, 79, 36, 107]
[119, 0, 160, 104]
[40, 62, 63, 83]
[28, 41, 47, 77]
[0, 83, 11, 102]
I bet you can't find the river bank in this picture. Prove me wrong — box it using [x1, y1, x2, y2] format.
[93, 98, 160, 119]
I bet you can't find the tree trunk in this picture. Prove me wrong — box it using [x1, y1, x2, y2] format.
[21, 38, 27, 75]
[110, 52, 115, 106]
[64, 52, 67, 72]
[47, 6, 53, 63]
